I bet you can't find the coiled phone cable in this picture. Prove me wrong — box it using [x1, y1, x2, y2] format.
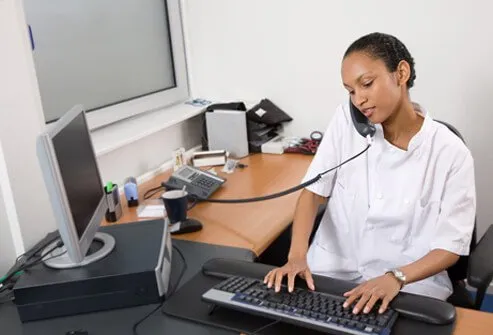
[194, 136, 372, 204]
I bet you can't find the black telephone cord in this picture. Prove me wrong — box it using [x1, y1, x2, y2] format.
[196, 143, 371, 204]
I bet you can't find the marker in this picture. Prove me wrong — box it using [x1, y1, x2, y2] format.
[106, 181, 114, 193]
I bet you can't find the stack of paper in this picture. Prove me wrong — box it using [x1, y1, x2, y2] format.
[137, 204, 165, 218]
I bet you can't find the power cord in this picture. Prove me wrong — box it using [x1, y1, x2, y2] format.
[167, 244, 188, 298]
[0, 240, 64, 287]
[133, 244, 187, 335]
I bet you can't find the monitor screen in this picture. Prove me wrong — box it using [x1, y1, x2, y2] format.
[52, 113, 103, 239]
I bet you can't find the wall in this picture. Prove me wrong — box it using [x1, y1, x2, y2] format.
[96, 115, 202, 186]
[183, 0, 493, 237]
[0, 142, 18, 274]
[0, 0, 57, 273]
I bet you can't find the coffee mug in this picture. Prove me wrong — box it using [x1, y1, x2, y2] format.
[161, 190, 189, 224]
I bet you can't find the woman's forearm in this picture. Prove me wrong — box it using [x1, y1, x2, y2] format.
[399, 249, 460, 284]
[289, 189, 326, 259]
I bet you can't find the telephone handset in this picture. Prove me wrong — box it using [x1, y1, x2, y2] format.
[349, 99, 376, 138]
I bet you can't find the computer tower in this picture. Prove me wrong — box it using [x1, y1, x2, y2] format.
[13, 219, 172, 322]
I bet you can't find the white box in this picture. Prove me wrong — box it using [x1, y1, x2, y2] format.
[192, 150, 227, 167]
[261, 135, 286, 154]
[205, 111, 249, 158]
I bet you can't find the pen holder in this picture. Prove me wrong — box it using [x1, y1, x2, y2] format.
[105, 184, 123, 222]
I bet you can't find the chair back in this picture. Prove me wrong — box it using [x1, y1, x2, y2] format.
[434, 119, 477, 282]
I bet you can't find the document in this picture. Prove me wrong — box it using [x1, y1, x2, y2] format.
[137, 204, 165, 218]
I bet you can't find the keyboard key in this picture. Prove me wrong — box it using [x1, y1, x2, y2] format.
[356, 322, 365, 330]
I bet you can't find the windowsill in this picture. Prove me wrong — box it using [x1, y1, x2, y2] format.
[91, 102, 206, 157]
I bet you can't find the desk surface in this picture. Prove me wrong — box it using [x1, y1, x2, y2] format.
[104, 153, 313, 256]
[104, 153, 493, 334]
[454, 308, 493, 334]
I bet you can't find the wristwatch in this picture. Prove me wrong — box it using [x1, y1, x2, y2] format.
[385, 269, 406, 288]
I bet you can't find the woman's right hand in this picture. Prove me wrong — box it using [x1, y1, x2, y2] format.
[263, 256, 315, 293]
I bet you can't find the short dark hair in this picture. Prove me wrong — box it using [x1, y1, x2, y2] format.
[344, 32, 416, 89]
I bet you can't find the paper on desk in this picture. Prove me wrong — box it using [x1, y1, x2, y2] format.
[137, 204, 165, 218]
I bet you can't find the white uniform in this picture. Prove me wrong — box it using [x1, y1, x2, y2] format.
[302, 102, 476, 300]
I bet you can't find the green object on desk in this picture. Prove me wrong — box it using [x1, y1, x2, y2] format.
[105, 181, 114, 193]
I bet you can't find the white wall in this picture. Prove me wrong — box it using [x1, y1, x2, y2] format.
[0, 0, 58, 273]
[0, 196, 17, 274]
[183, 0, 493, 237]
[96, 115, 202, 186]
[0, 142, 19, 274]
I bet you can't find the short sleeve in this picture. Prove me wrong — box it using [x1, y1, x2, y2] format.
[301, 105, 346, 197]
[431, 150, 476, 255]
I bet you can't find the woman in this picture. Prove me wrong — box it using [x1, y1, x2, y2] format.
[264, 32, 476, 315]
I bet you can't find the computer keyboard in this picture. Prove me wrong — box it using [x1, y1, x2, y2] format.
[202, 275, 398, 335]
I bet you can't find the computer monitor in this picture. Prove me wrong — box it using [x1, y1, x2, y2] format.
[37, 105, 115, 269]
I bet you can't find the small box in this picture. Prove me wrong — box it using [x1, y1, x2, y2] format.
[261, 135, 286, 154]
[192, 150, 227, 167]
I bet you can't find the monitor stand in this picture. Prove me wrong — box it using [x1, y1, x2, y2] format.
[42, 232, 116, 269]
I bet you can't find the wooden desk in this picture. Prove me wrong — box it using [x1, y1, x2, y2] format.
[103, 153, 313, 256]
[454, 308, 493, 334]
[104, 153, 493, 334]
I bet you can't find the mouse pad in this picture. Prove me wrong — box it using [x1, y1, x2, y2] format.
[162, 269, 455, 335]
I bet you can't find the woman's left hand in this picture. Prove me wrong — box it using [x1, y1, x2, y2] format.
[343, 274, 401, 315]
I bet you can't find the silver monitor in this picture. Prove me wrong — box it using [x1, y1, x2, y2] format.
[37, 105, 115, 269]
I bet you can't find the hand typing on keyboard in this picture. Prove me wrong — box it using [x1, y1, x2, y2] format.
[343, 274, 401, 315]
[202, 275, 399, 335]
[263, 256, 315, 293]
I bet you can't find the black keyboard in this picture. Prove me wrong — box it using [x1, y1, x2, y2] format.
[202, 275, 398, 335]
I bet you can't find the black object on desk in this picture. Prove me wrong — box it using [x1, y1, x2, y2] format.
[162, 258, 456, 335]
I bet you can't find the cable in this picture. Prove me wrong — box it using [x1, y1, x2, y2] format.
[133, 244, 187, 335]
[0, 240, 65, 287]
[132, 303, 162, 335]
[20, 242, 64, 269]
[31, 249, 68, 267]
[0, 271, 22, 285]
[197, 143, 372, 204]
[143, 185, 164, 200]
[168, 244, 188, 298]
[249, 318, 282, 335]
[0, 287, 14, 305]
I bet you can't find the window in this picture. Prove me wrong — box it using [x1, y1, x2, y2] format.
[24, 0, 189, 129]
